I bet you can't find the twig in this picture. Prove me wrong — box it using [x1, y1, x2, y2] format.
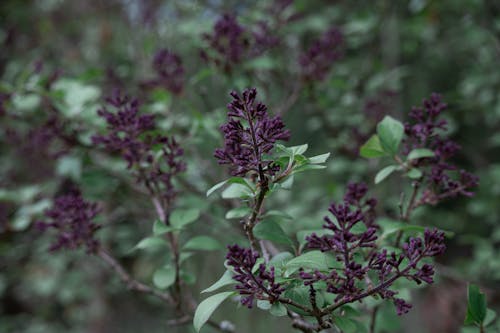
[97, 247, 173, 304]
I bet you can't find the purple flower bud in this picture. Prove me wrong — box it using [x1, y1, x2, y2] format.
[214, 88, 290, 177]
[37, 189, 101, 253]
[299, 26, 343, 82]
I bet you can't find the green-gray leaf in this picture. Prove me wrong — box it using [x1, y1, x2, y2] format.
[464, 284, 487, 325]
[377, 116, 404, 155]
[201, 270, 235, 293]
[253, 219, 293, 246]
[153, 266, 175, 289]
[170, 208, 200, 229]
[407, 148, 435, 160]
[360, 135, 388, 158]
[375, 165, 398, 184]
[193, 291, 234, 332]
[183, 236, 222, 251]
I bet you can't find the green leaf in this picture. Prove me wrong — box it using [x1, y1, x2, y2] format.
[206, 177, 254, 197]
[170, 208, 200, 229]
[257, 300, 272, 310]
[153, 266, 175, 289]
[407, 148, 435, 160]
[201, 270, 235, 293]
[484, 309, 497, 327]
[293, 164, 327, 173]
[253, 219, 293, 246]
[269, 252, 294, 268]
[153, 219, 176, 235]
[375, 165, 398, 184]
[288, 144, 309, 155]
[335, 316, 357, 333]
[193, 291, 234, 332]
[407, 168, 423, 179]
[133, 237, 168, 251]
[360, 135, 388, 158]
[308, 152, 331, 164]
[465, 284, 487, 325]
[206, 180, 228, 197]
[225, 206, 252, 219]
[221, 183, 254, 199]
[377, 116, 404, 155]
[183, 236, 222, 251]
[270, 302, 287, 317]
[283, 286, 310, 315]
[285, 251, 340, 275]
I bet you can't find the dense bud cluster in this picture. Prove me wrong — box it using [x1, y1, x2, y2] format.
[214, 88, 290, 177]
[226, 244, 284, 308]
[299, 26, 343, 81]
[92, 89, 185, 203]
[149, 48, 184, 95]
[201, 14, 277, 72]
[36, 189, 101, 253]
[301, 183, 446, 315]
[403, 93, 479, 204]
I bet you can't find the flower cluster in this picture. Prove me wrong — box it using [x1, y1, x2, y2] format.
[92, 89, 186, 203]
[36, 189, 101, 253]
[226, 244, 284, 308]
[201, 14, 277, 72]
[299, 26, 343, 82]
[403, 93, 479, 204]
[301, 183, 446, 315]
[214, 88, 290, 177]
[145, 49, 184, 95]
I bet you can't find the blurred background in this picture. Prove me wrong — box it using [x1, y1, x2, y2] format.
[0, 0, 499, 332]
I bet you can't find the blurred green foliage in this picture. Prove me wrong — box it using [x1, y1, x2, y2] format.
[1, 0, 499, 332]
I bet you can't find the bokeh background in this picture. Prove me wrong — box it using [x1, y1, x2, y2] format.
[1, 0, 499, 332]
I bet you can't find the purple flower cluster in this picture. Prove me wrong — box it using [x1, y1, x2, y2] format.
[299, 26, 343, 82]
[226, 244, 284, 308]
[201, 14, 277, 72]
[214, 88, 290, 177]
[147, 49, 184, 95]
[403, 93, 479, 204]
[92, 90, 186, 203]
[36, 189, 101, 253]
[301, 183, 446, 315]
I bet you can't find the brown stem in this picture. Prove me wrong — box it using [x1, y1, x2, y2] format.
[97, 247, 173, 304]
[395, 181, 420, 246]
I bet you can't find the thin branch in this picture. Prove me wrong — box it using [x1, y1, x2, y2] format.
[97, 247, 173, 304]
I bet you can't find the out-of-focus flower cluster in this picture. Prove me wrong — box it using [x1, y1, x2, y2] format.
[36, 189, 101, 253]
[403, 93, 479, 204]
[201, 14, 278, 72]
[226, 244, 284, 308]
[299, 26, 343, 82]
[143, 49, 185, 95]
[92, 89, 185, 204]
[214, 88, 290, 177]
[301, 183, 446, 315]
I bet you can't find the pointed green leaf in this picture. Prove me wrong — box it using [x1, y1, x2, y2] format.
[407, 168, 423, 179]
[407, 148, 435, 160]
[206, 180, 228, 197]
[253, 219, 293, 246]
[201, 270, 235, 293]
[375, 165, 398, 184]
[225, 206, 252, 219]
[193, 291, 234, 332]
[270, 302, 287, 317]
[183, 236, 223, 251]
[133, 237, 168, 251]
[221, 183, 254, 199]
[170, 208, 200, 229]
[360, 135, 388, 158]
[285, 251, 340, 274]
[465, 284, 487, 325]
[153, 266, 175, 289]
[377, 116, 404, 155]
[308, 152, 331, 164]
